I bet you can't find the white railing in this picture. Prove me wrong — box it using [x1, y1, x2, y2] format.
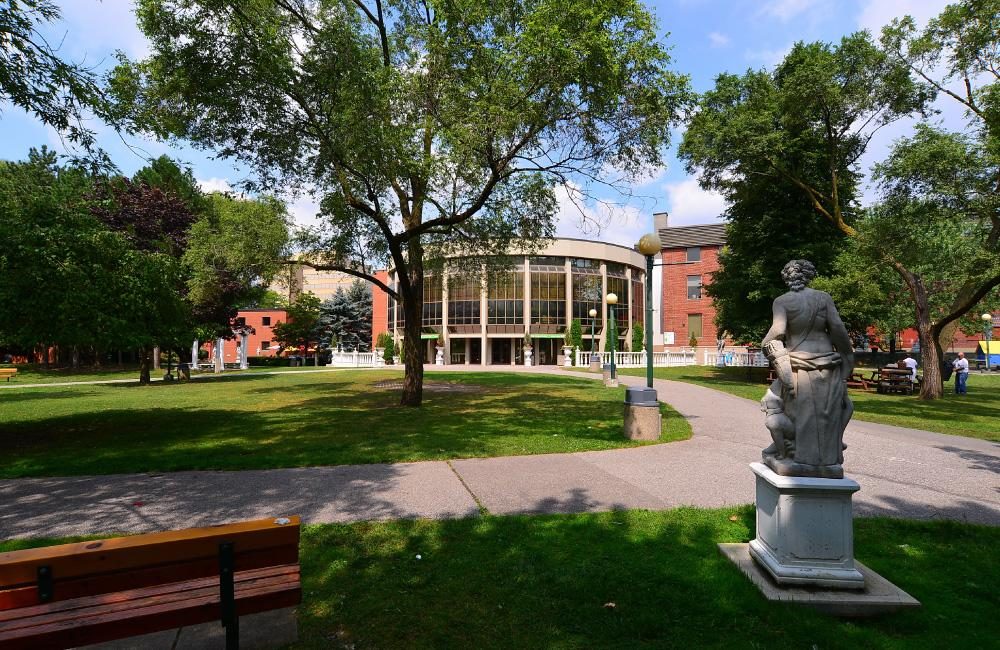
[705, 351, 769, 367]
[573, 349, 696, 368]
[329, 351, 380, 368]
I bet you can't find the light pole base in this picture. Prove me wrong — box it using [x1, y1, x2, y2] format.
[624, 387, 660, 440]
[589, 354, 601, 372]
[602, 364, 618, 387]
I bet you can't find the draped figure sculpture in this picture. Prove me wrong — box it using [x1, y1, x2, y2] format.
[760, 260, 854, 479]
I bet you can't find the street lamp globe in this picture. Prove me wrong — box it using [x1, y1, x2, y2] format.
[637, 233, 661, 256]
[606, 292, 618, 305]
[588, 308, 597, 318]
[983, 313, 992, 322]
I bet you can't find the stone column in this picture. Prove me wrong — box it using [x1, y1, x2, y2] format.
[239, 333, 249, 370]
[214, 337, 224, 373]
[625, 267, 633, 350]
[480, 267, 488, 365]
[465, 339, 470, 365]
[599, 262, 608, 352]
[564, 258, 572, 334]
[152, 345, 161, 370]
[191, 340, 199, 370]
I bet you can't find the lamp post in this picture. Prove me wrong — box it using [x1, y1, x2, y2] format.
[984, 313, 994, 372]
[637, 233, 661, 389]
[607, 292, 618, 381]
[589, 308, 599, 364]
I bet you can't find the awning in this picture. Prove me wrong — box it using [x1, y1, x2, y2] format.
[530, 333, 566, 339]
[977, 342, 1000, 354]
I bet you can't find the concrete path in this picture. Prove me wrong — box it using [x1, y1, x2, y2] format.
[1, 368, 997, 539]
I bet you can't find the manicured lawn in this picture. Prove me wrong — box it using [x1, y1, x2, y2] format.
[621, 366, 1000, 441]
[4, 508, 997, 648]
[0, 363, 343, 385]
[0, 371, 689, 478]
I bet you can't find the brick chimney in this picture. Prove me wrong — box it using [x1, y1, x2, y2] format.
[653, 211, 669, 232]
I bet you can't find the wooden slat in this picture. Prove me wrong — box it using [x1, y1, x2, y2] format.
[0, 577, 301, 649]
[0, 516, 299, 587]
[0, 545, 298, 610]
[0, 565, 298, 625]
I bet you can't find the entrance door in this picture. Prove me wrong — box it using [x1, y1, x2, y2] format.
[470, 339, 482, 364]
[537, 339, 559, 365]
[491, 339, 512, 364]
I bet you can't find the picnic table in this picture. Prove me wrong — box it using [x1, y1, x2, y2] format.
[874, 367, 917, 395]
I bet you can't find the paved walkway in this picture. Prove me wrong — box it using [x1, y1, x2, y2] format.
[1, 368, 997, 538]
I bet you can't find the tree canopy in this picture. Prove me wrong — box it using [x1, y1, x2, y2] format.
[113, 0, 690, 404]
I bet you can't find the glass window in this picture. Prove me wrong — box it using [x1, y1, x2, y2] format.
[632, 278, 644, 328]
[530, 256, 564, 270]
[261, 340, 270, 350]
[570, 258, 600, 270]
[607, 275, 629, 329]
[530, 271, 565, 325]
[448, 275, 481, 325]
[262, 316, 271, 326]
[687, 247, 701, 262]
[488, 272, 524, 325]
[423, 274, 443, 326]
[688, 313, 703, 339]
[572, 271, 602, 325]
[687, 275, 702, 300]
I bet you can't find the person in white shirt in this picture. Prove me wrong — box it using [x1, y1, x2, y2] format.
[902, 354, 918, 381]
[952, 352, 970, 395]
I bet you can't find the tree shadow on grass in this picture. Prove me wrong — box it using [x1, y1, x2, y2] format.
[296, 504, 1000, 649]
[0, 389, 100, 403]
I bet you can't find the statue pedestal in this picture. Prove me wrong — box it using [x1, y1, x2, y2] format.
[748, 462, 864, 590]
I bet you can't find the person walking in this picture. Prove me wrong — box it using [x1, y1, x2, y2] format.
[953, 352, 970, 395]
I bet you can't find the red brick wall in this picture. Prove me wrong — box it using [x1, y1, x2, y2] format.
[371, 270, 390, 348]
[219, 309, 288, 360]
[660, 245, 721, 347]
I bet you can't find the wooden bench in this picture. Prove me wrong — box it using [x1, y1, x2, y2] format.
[0, 368, 16, 382]
[0, 516, 301, 650]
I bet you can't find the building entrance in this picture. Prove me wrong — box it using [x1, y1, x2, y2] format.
[534, 338, 560, 365]
[490, 339, 513, 365]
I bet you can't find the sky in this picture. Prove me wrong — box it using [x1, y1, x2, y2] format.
[0, 0, 959, 248]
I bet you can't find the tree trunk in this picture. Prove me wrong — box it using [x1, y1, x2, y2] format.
[400, 242, 425, 407]
[71, 346, 80, 369]
[153, 346, 161, 370]
[912, 286, 944, 399]
[138, 346, 152, 385]
[117, 349, 123, 367]
[93, 346, 102, 369]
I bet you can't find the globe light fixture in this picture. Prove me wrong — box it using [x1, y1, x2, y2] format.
[637, 233, 659, 389]
[606, 292, 618, 380]
[588, 307, 599, 363]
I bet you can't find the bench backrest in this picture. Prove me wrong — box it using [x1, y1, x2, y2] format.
[0, 516, 299, 611]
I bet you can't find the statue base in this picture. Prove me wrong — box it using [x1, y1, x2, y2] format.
[748, 462, 864, 590]
[762, 454, 844, 479]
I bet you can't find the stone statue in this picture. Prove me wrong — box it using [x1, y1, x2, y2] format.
[760, 260, 854, 478]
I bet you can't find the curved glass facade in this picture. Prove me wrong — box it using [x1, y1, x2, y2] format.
[381, 242, 647, 364]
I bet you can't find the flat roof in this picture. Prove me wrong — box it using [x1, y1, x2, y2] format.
[657, 223, 727, 248]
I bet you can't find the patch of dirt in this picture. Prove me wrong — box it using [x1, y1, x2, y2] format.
[371, 379, 486, 394]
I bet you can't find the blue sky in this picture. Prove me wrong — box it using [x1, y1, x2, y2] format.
[0, 0, 957, 246]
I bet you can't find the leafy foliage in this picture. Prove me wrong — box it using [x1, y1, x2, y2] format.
[631, 322, 644, 352]
[115, 0, 690, 404]
[318, 281, 373, 351]
[272, 293, 322, 352]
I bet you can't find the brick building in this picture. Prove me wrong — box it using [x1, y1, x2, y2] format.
[656, 217, 727, 350]
[213, 308, 288, 363]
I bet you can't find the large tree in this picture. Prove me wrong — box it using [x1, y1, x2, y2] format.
[680, 28, 1000, 398]
[112, 0, 689, 405]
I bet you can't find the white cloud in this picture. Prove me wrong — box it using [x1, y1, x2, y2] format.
[552, 183, 652, 247]
[54, 0, 150, 61]
[708, 31, 731, 48]
[197, 177, 233, 194]
[662, 178, 727, 226]
[856, 0, 948, 35]
[758, 0, 817, 22]
[285, 192, 323, 228]
[744, 42, 795, 67]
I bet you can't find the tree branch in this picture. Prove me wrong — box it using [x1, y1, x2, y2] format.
[283, 259, 399, 299]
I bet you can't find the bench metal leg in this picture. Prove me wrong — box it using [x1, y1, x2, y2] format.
[219, 542, 239, 650]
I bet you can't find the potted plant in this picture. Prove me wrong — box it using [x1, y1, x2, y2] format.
[523, 331, 533, 366]
[562, 330, 574, 367]
[375, 332, 391, 366]
[435, 332, 445, 365]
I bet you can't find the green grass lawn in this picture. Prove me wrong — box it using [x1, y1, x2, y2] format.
[0, 363, 348, 385]
[4, 508, 996, 648]
[620, 366, 1000, 441]
[0, 371, 690, 478]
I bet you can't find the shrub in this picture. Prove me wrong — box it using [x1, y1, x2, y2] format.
[383, 339, 395, 364]
[569, 319, 583, 364]
[247, 356, 290, 367]
[689, 333, 699, 348]
[631, 322, 644, 352]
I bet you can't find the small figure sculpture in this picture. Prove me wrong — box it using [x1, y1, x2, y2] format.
[760, 260, 854, 478]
